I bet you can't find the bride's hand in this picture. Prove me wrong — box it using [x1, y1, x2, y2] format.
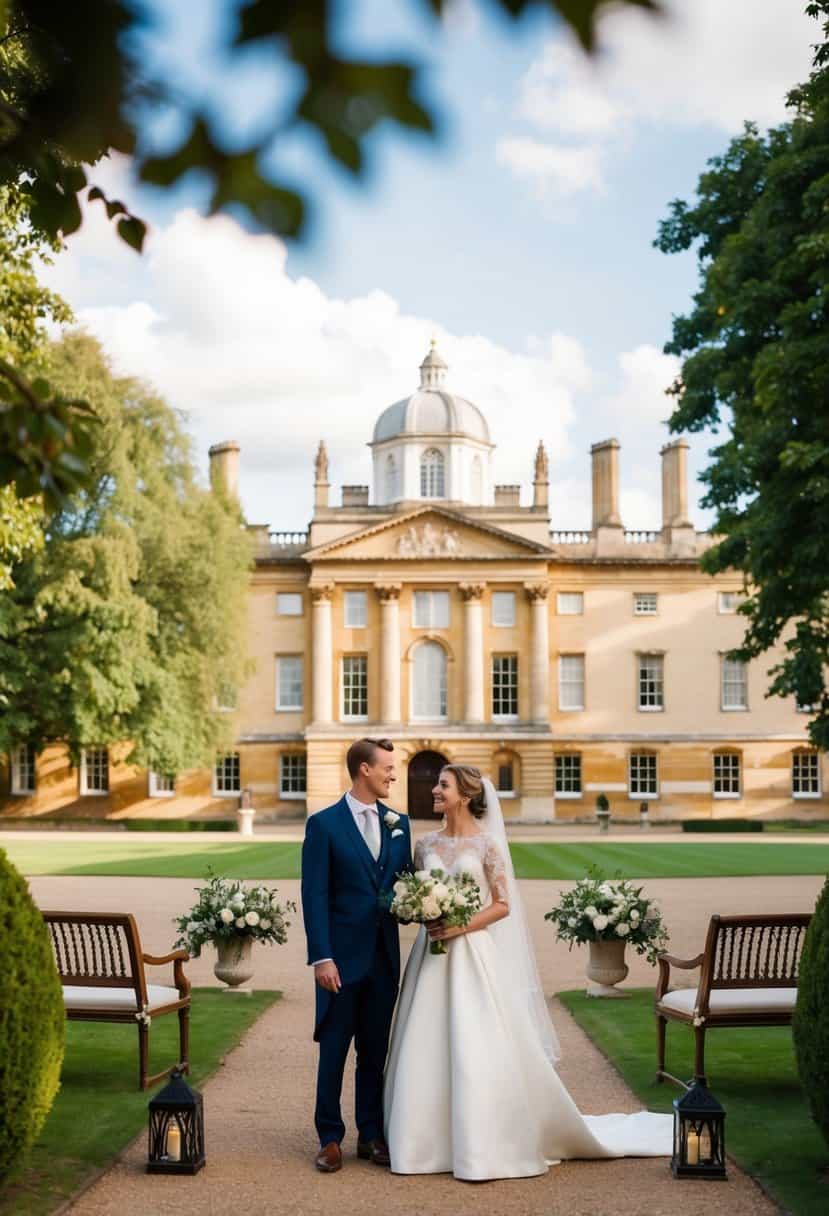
[427, 921, 464, 942]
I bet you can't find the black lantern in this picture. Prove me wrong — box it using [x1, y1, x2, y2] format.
[671, 1080, 726, 1180]
[147, 1070, 206, 1174]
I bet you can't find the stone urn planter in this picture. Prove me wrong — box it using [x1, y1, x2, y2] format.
[213, 937, 254, 993]
[585, 937, 629, 998]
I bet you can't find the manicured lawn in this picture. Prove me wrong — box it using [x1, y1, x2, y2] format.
[559, 988, 828, 1216]
[511, 841, 829, 879]
[0, 989, 279, 1216]
[6, 839, 829, 880]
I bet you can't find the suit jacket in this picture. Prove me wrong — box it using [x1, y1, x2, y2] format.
[301, 795, 413, 992]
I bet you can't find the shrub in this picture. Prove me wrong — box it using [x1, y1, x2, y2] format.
[793, 876, 829, 1149]
[595, 793, 609, 813]
[682, 818, 763, 833]
[0, 849, 65, 1183]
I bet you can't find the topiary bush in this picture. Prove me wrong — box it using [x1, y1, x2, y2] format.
[0, 849, 65, 1183]
[793, 876, 829, 1149]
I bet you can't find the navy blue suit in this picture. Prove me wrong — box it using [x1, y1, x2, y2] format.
[301, 796, 413, 1147]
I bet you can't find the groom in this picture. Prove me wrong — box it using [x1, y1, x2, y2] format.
[301, 737, 413, 1174]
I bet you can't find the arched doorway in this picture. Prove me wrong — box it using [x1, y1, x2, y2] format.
[407, 750, 448, 820]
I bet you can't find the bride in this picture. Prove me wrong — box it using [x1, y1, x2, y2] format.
[383, 763, 673, 1180]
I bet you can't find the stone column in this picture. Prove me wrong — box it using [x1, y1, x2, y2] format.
[310, 584, 334, 724]
[525, 582, 550, 724]
[590, 438, 622, 528]
[208, 440, 240, 498]
[376, 583, 402, 724]
[660, 438, 692, 528]
[460, 583, 486, 723]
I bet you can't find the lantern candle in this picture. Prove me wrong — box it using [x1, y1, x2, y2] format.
[166, 1122, 181, 1162]
[686, 1131, 700, 1165]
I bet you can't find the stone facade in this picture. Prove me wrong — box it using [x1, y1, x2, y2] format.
[2, 347, 824, 822]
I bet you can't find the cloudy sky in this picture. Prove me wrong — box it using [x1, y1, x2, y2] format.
[40, 0, 816, 531]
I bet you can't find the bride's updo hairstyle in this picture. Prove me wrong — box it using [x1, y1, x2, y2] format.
[442, 765, 488, 818]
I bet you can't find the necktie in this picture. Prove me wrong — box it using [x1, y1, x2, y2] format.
[361, 808, 380, 861]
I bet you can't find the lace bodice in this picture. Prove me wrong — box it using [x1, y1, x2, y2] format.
[414, 831, 509, 907]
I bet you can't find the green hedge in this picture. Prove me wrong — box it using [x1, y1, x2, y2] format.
[682, 818, 764, 832]
[793, 877, 829, 1149]
[0, 849, 65, 1183]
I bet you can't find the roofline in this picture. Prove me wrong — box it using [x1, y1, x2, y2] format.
[301, 502, 553, 559]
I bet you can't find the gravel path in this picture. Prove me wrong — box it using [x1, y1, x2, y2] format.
[29, 873, 818, 1216]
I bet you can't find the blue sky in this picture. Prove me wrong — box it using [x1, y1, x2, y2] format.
[42, 0, 817, 531]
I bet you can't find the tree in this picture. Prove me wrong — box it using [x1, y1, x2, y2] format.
[0, 183, 75, 574]
[0, 1, 660, 247]
[0, 331, 253, 775]
[1, 0, 660, 506]
[655, 2, 829, 750]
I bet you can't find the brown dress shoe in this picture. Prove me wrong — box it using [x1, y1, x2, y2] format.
[357, 1138, 391, 1167]
[315, 1142, 343, 1172]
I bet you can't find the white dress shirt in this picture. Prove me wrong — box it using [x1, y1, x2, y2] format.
[310, 793, 382, 968]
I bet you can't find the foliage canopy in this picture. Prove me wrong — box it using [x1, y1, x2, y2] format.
[0, 332, 253, 774]
[656, 2, 829, 748]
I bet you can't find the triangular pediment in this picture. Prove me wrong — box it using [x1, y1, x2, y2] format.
[305, 506, 551, 562]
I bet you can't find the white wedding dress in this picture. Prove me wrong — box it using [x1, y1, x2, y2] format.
[384, 812, 673, 1181]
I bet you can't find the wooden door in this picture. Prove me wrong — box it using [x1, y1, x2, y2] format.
[407, 750, 448, 819]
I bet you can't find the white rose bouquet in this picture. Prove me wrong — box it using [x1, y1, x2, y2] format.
[173, 869, 296, 957]
[388, 868, 482, 955]
[544, 867, 668, 965]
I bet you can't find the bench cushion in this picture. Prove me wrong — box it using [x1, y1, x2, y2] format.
[658, 986, 798, 1018]
[62, 984, 182, 1012]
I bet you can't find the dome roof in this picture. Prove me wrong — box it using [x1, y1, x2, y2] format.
[372, 342, 491, 446]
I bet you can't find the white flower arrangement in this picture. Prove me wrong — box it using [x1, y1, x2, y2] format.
[383, 810, 401, 827]
[388, 868, 481, 955]
[544, 867, 668, 966]
[173, 869, 296, 957]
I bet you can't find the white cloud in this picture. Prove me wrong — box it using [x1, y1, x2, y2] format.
[495, 135, 604, 196]
[43, 204, 592, 529]
[523, 0, 815, 138]
[501, 0, 816, 194]
[518, 41, 623, 137]
[619, 486, 662, 532]
[608, 344, 681, 426]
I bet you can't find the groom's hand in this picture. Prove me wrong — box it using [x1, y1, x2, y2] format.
[314, 961, 342, 992]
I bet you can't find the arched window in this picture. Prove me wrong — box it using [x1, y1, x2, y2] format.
[420, 448, 445, 498]
[412, 641, 448, 720]
[385, 453, 398, 500]
[471, 454, 483, 503]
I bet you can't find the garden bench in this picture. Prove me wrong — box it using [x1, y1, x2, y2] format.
[654, 912, 811, 1088]
[43, 911, 191, 1090]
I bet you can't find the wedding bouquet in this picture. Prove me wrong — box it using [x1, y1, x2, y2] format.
[389, 868, 482, 955]
[173, 869, 296, 957]
[544, 867, 668, 965]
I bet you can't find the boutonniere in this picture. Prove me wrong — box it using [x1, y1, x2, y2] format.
[383, 810, 401, 828]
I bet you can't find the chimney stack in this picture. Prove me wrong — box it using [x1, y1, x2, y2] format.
[314, 440, 330, 511]
[590, 439, 622, 529]
[208, 440, 240, 498]
[660, 438, 692, 528]
[533, 440, 549, 512]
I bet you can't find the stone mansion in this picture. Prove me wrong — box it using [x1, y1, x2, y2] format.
[3, 343, 824, 821]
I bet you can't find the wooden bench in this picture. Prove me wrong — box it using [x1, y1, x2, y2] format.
[655, 912, 811, 1088]
[43, 911, 191, 1090]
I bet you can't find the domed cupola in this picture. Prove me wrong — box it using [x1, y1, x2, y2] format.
[370, 341, 494, 506]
